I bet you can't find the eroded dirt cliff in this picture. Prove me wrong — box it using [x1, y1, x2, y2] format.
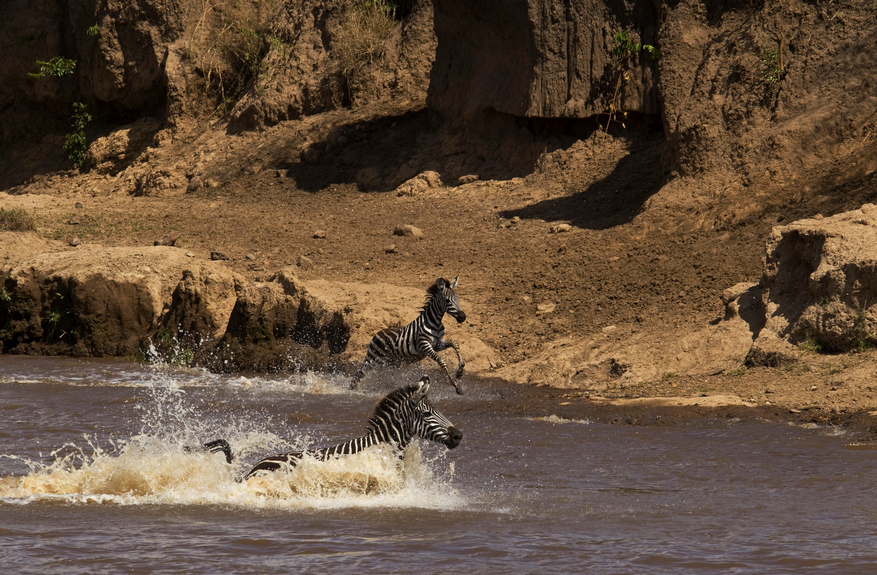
[3, 0, 877, 417]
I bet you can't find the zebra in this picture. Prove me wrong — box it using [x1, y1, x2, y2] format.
[204, 375, 462, 480]
[351, 276, 467, 394]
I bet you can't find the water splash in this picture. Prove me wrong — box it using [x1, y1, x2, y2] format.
[0, 436, 461, 510]
[0, 362, 463, 509]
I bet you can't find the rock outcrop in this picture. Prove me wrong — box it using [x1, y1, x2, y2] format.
[659, 0, 877, 187]
[494, 204, 877, 386]
[745, 205, 877, 364]
[429, 0, 877, 211]
[0, 246, 494, 376]
[428, 0, 660, 121]
[0, 247, 239, 357]
[227, 0, 436, 133]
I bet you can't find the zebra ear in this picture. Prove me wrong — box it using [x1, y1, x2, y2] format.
[451, 276, 459, 289]
[414, 375, 430, 398]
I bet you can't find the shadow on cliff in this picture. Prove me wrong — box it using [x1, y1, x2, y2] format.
[501, 131, 665, 230]
[278, 106, 591, 193]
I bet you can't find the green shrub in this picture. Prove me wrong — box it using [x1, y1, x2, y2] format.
[63, 102, 92, 169]
[798, 334, 822, 354]
[27, 56, 76, 78]
[601, 30, 660, 134]
[755, 45, 785, 87]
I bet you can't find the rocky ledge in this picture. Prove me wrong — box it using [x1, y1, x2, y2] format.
[0, 243, 495, 375]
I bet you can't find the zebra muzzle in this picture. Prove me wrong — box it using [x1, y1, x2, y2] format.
[453, 310, 467, 323]
[445, 426, 463, 449]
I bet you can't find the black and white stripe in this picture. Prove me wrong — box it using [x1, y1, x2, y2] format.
[232, 375, 461, 479]
[351, 276, 467, 394]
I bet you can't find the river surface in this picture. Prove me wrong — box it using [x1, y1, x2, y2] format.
[2, 356, 877, 574]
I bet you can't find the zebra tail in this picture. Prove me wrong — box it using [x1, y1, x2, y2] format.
[203, 439, 234, 463]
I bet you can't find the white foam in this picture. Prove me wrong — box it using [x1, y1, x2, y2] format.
[532, 414, 592, 425]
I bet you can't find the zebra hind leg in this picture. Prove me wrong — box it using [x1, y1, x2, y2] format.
[203, 439, 233, 463]
[436, 338, 466, 383]
[350, 367, 365, 390]
[448, 339, 466, 379]
[438, 358, 464, 395]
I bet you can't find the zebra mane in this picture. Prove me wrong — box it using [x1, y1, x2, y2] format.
[421, 278, 452, 311]
[366, 383, 420, 430]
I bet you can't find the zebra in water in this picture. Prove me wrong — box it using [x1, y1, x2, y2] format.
[351, 276, 467, 394]
[204, 375, 462, 479]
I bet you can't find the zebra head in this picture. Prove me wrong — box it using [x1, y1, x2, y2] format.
[435, 276, 467, 324]
[369, 376, 463, 450]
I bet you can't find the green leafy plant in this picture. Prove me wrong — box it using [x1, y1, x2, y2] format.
[755, 45, 785, 93]
[42, 290, 73, 341]
[86, 24, 100, 37]
[27, 56, 76, 78]
[0, 208, 37, 232]
[146, 328, 195, 367]
[601, 30, 660, 135]
[612, 30, 661, 62]
[63, 102, 92, 169]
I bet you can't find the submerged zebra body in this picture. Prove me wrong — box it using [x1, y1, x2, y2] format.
[204, 375, 462, 480]
[351, 276, 467, 394]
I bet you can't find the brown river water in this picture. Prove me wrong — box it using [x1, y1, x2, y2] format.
[2, 355, 877, 574]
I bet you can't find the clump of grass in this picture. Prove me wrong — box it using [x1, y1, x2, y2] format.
[851, 309, 877, 353]
[184, 0, 281, 109]
[725, 367, 748, 377]
[798, 334, 822, 354]
[335, 0, 397, 84]
[0, 208, 37, 232]
[755, 45, 785, 88]
[145, 328, 196, 367]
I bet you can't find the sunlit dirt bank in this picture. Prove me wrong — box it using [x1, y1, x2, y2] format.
[3, 1, 877, 428]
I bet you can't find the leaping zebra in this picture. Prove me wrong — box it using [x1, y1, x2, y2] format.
[351, 276, 467, 394]
[204, 375, 462, 480]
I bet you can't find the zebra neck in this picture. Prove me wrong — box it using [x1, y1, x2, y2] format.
[312, 429, 410, 460]
[419, 297, 445, 325]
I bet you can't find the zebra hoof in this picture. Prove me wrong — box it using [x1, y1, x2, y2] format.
[455, 367, 465, 379]
[454, 385, 464, 395]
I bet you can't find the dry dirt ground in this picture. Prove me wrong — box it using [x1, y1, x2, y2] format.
[5, 99, 877, 434]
